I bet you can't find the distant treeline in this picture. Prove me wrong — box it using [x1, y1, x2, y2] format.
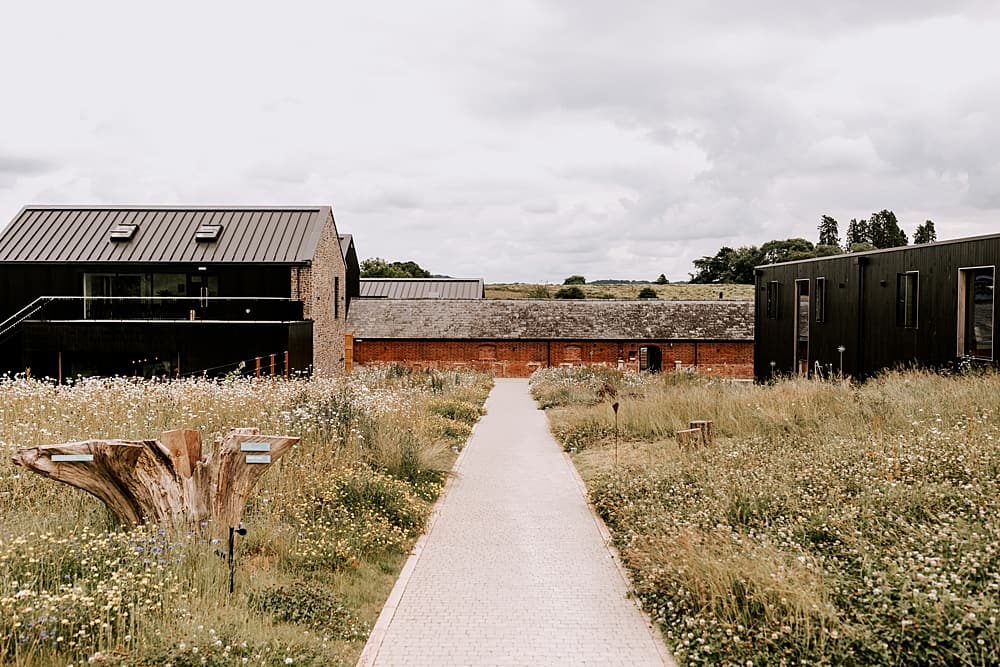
[689, 210, 937, 284]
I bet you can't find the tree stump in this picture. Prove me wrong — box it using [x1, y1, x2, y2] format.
[675, 428, 702, 448]
[689, 420, 713, 445]
[11, 427, 298, 532]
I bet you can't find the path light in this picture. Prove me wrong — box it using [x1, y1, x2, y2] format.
[612, 401, 620, 469]
[228, 523, 247, 594]
[837, 345, 846, 377]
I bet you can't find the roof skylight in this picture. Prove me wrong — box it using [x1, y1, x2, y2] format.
[109, 224, 138, 241]
[195, 224, 223, 242]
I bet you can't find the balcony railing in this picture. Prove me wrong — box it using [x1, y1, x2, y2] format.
[21, 296, 305, 323]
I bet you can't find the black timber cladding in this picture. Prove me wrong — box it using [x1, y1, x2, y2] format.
[0, 206, 332, 264]
[348, 299, 753, 340]
[753, 233, 1000, 380]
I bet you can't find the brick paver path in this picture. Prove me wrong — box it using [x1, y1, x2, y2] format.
[359, 379, 674, 666]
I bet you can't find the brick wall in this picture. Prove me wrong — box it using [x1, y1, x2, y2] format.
[293, 210, 347, 375]
[353, 339, 754, 378]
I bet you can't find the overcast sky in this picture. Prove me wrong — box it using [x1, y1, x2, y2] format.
[2, 2, 999, 282]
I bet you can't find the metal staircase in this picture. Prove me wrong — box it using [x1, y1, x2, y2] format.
[0, 296, 54, 343]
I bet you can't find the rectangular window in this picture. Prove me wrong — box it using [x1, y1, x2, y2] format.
[896, 272, 918, 328]
[815, 277, 826, 322]
[334, 276, 340, 319]
[766, 281, 779, 319]
[959, 267, 994, 359]
[897, 272, 919, 327]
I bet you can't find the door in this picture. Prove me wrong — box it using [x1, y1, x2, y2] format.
[794, 279, 810, 375]
[188, 273, 219, 318]
[639, 345, 662, 372]
[958, 267, 994, 359]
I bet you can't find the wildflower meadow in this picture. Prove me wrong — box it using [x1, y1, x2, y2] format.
[0, 366, 491, 666]
[531, 366, 1000, 666]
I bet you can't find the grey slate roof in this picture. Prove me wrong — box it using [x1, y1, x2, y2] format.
[347, 299, 753, 340]
[0, 206, 333, 264]
[359, 278, 485, 300]
[338, 234, 354, 260]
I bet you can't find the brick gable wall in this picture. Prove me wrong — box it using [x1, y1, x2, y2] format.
[292, 210, 347, 375]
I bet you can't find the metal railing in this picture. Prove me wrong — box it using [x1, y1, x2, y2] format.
[0, 296, 55, 341]
[1, 296, 305, 339]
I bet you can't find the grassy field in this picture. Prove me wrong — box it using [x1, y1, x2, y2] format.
[531, 366, 1000, 666]
[0, 368, 491, 666]
[485, 283, 754, 301]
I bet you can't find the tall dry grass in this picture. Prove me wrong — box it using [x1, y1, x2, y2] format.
[532, 367, 1000, 665]
[0, 367, 491, 666]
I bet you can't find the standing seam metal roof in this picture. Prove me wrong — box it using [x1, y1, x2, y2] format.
[0, 206, 333, 263]
[359, 278, 485, 299]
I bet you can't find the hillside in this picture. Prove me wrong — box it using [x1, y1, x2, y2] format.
[485, 282, 754, 301]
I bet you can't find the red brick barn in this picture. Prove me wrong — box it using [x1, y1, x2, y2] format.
[347, 299, 754, 378]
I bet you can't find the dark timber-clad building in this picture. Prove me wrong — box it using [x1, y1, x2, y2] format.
[0, 206, 358, 379]
[754, 234, 997, 380]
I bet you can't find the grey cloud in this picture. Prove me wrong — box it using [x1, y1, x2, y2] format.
[0, 155, 53, 175]
[0, 155, 57, 190]
[523, 199, 559, 215]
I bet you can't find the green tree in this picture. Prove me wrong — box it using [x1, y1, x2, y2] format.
[845, 218, 870, 250]
[727, 246, 764, 283]
[913, 219, 937, 244]
[637, 287, 658, 299]
[759, 238, 815, 265]
[563, 275, 586, 285]
[690, 245, 763, 284]
[360, 257, 432, 278]
[554, 286, 585, 299]
[814, 244, 844, 257]
[818, 215, 840, 247]
[690, 246, 736, 283]
[868, 209, 907, 249]
[655, 273, 669, 284]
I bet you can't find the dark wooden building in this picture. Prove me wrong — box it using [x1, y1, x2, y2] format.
[348, 299, 754, 378]
[0, 206, 357, 379]
[754, 233, 997, 380]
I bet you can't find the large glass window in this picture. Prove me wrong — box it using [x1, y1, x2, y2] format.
[896, 272, 918, 328]
[83, 273, 148, 318]
[152, 273, 187, 297]
[795, 279, 810, 374]
[961, 267, 994, 359]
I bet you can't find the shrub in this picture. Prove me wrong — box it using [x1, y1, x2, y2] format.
[429, 398, 484, 425]
[248, 581, 366, 639]
[554, 286, 585, 299]
[638, 287, 658, 299]
[526, 285, 551, 298]
[563, 275, 586, 285]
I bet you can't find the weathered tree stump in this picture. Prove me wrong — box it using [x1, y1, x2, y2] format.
[689, 420, 713, 445]
[675, 428, 702, 448]
[11, 427, 298, 531]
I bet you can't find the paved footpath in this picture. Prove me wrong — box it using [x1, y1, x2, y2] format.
[358, 378, 674, 666]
